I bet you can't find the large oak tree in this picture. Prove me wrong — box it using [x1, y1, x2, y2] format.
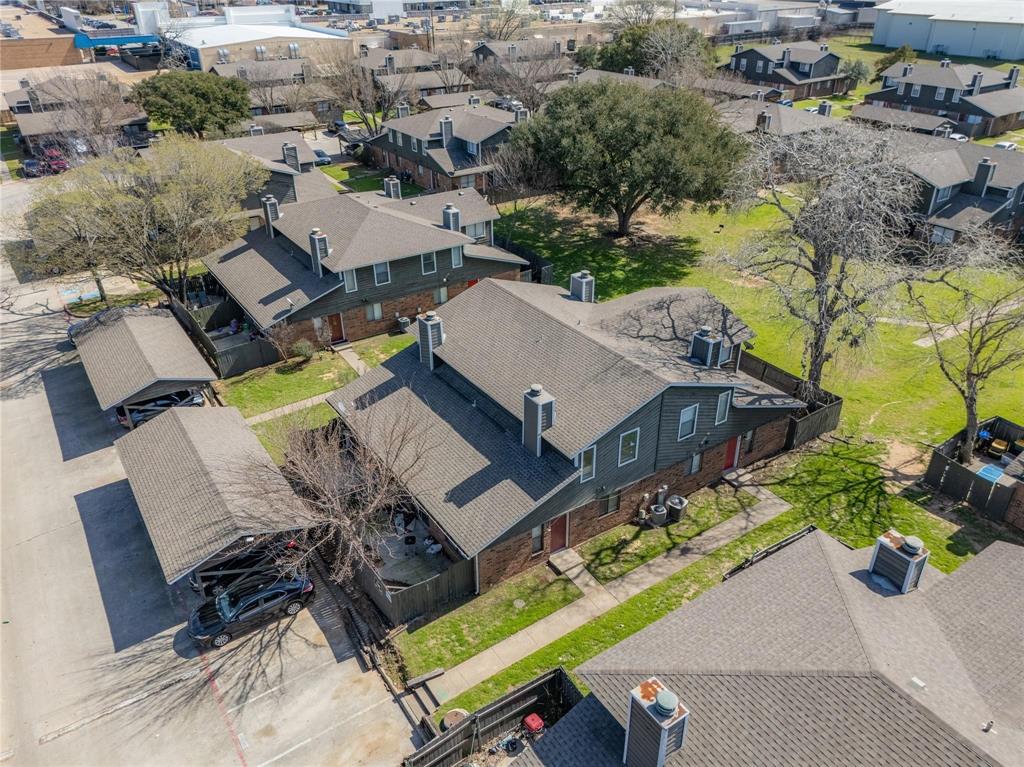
[132, 70, 251, 137]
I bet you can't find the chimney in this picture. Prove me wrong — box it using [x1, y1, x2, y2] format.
[261, 195, 281, 237]
[819, 42, 829, 52]
[624, 678, 689, 767]
[754, 89, 765, 101]
[514, 107, 530, 123]
[508, 43, 518, 61]
[734, 43, 743, 53]
[249, 123, 265, 136]
[417, 310, 444, 370]
[1008, 65, 1020, 88]
[971, 157, 996, 196]
[818, 100, 832, 117]
[569, 269, 595, 302]
[18, 77, 30, 89]
[970, 70, 983, 95]
[467, 93, 481, 106]
[397, 102, 410, 118]
[756, 109, 773, 132]
[623, 66, 636, 77]
[522, 384, 555, 457]
[570, 71, 579, 84]
[552, 39, 561, 56]
[868, 530, 929, 594]
[442, 203, 461, 231]
[940, 58, 951, 68]
[440, 115, 454, 147]
[689, 326, 721, 367]
[383, 174, 402, 199]
[901, 62, 913, 77]
[308, 228, 329, 277]
[282, 142, 301, 171]
[782, 47, 791, 67]
[385, 53, 396, 74]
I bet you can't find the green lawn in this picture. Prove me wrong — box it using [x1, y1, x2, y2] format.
[67, 289, 164, 316]
[1, 125, 25, 179]
[351, 332, 415, 367]
[437, 440, 1019, 718]
[577, 485, 758, 583]
[495, 202, 1022, 445]
[320, 163, 376, 183]
[394, 564, 583, 680]
[975, 129, 1024, 147]
[343, 172, 423, 196]
[252, 402, 337, 464]
[215, 352, 357, 418]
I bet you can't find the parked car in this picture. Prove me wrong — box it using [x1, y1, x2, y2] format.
[188, 577, 315, 648]
[949, 133, 969, 143]
[994, 141, 1018, 152]
[188, 539, 299, 598]
[22, 159, 45, 177]
[312, 148, 333, 166]
[779, 99, 794, 107]
[803, 106, 818, 113]
[40, 148, 69, 172]
[115, 388, 204, 428]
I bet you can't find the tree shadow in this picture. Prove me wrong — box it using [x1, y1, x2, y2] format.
[41, 362, 118, 461]
[0, 309, 68, 401]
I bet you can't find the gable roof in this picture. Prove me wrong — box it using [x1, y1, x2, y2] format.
[896, 133, 1024, 190]
[381, 103, 516, 143]
[116, 407, 309, 583]
[13, 107, 148, 138]
[376, 70, 473, 93]
[210, 57, 305, 80]
[962, 86, 1024, 117]
[880, 61, 1012, 90]
[546, 68, 669, 94]
[427, 279, 798, 457]
[739, 40, 836, 65]
[420, 89, 498, 109]
[351, 186, 499, 227]
[517, 531, 1023, 767]
[690, 76, 784, 100]
[326, 347, 577, 557]
[715, 98, 831, 135]
[357, 47, 439, 71]
[219, 130, 319, 170]
[850, 103, 957, 132]
[71, 308, 216, 410]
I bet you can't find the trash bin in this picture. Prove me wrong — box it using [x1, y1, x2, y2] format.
[666, 495, 688, 522]
[649, 504, 668, 527]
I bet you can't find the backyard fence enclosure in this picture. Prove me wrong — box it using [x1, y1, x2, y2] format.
[403, 667, 583, 767]
[358, 557, 475, 627]
[170, 297, 282, 379]
[495, 238, 554, 285]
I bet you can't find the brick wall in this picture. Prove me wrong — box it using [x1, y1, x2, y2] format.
[1006, 484, 1024, 532]
[477, 527, 550, 590]
[0, 38, 84, 69]
[739, 418, 789, 467]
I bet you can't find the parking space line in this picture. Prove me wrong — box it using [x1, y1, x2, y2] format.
[201, 654, 249, 767]
[225, 658, 337, 715]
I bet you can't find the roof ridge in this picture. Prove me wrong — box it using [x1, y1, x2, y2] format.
[811, 531, 875, 672]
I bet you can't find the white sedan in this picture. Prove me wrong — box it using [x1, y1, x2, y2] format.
[993, 141, 1019, 151]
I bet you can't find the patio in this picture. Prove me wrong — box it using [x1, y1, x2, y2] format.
[372, 515, 452, 588]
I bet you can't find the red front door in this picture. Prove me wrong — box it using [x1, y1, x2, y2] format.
[723, 436, 739, 471]
[549, 514, 568, 552]
[327, 313, 344, 343]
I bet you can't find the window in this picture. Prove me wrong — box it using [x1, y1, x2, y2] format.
[580, 444, 596, 483]
[739, 58, 747, 72]
[677, 404, 698, 441]
[911, 83, 921, 97]
[433, 285, 448, 304]
[951, 89, 961, 102]
[421, 251, 436, 275]
[410, 137, 419, 152]
[930, 226, 955, 244]
[343, 269, 358, 293]
[531, 525, 543, 554]
[966, 114, 983, 124]
[896, 82, 905, 95]
[715, 390, 731, 425]
[600, 493, 620, 518]
[883, 76, 893, 87]
[316, 100, 330, 113]
[395, 132, 403, 147]
[388, 128, 397, 143]
[936, 185, 952, 204]
[373, 261, 391, 286]
[618, 429, 639, 466]
[689, 452, 702, 476]
[719, 344, 732, 366]
[366, 302, 383, 321]
[452, 246, 464, 268]
[466, 140, 479, 156]
[464, 222, 486, 240]
[935, 86, 946, 100]
[742, 429, 755, 454]
[755, 60, 763, 73]
[459, 174, 475, 188]
[799, 63, 810, 73]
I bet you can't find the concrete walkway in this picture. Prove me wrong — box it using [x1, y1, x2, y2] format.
[337, 345, 369, 375]
[245, 391, 334, 424]
[429, 475, 791, 704]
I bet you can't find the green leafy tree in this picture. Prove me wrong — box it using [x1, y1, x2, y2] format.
[511, 80, 745, 236]
[839, 58, 871, 87]
[132, 71, 251, 137]
[573, 44, 601, 70]
[872, 44, 915, 82]
[598, 20, 712, 80]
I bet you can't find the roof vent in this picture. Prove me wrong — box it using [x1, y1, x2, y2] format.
[249, 123, 264, 136]
[940, 58, 952, 68]
[625, 677, 688, 767]
[397, 102, 410, 118]
[569, 269, 595, 302]
[383, 175, 402, 199]
[868, 529, 929, 594]
[523, 384, 555, 457]
[623, 66, 635, 77]
[690, 326, 721, 367]
[468, 93, 481, 106]
[442, 203, 461, 231]
[756, 109, 773, 132]
[417, 310, 444, 370]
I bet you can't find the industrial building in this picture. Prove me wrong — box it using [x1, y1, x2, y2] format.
[872, 0, 1024, 60]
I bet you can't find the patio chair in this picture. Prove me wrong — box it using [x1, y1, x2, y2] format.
[987, 438, 1009, 459]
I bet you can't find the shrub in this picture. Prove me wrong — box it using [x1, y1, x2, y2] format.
[291, 339, 317, 360]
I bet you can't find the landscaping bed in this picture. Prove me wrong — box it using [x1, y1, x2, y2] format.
[351, 332, 415, 367]
[214, 352, 356, 418]
[577, 485, 758, 583]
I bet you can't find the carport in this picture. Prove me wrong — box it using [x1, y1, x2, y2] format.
[115, 407, 310, 584]
[71, 307, 217, 427]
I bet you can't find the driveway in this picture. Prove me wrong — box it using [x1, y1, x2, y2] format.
[0, 284, 417, 765]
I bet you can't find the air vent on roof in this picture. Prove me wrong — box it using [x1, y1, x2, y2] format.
[624, 677, 688, 767]
[569, 269, 595, 302]
[623, 66, 635, 76]
[690, 326, 721, 368]
[383, 175, 402, 199]
[397, 102, 410, 118]
[756, 109, 773, 132]
[442, 203, 460, 231]
[868, 529, 929, 594]
[249, 123, 264, 136]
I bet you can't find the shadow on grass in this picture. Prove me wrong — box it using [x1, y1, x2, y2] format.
[497, 207, 702, 298]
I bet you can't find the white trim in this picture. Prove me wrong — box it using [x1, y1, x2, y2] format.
[373, 261, 391, 286]
[580, 444, 597, 483]
[451, 246, 464, 268]
[421, 251, 437, 275]
[343, 268, 358, 293]
[715, 390, 731, 425]
[689, 451, 702, 475]
[677, 404, 698, 441]
[618, 428, 640, 467]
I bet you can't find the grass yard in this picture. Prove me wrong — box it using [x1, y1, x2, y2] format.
[252, 402, 337, 464]
[1, 125, 24, 179]
[320, 162, 376, 183]
[495, 201, 1022, 445]
[436, 440, 1018, 718]
[975, 128, 1024, 147]
[344, 172, 423, 196]
[394, 564, 583, 680]
[351, 332, 415, 367]
[215, 352, 357, 418]
[67, 289, 163, 316]
[577, 485, 759, 583]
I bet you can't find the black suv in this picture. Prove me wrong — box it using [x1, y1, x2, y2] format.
[188, 577, 315, 648]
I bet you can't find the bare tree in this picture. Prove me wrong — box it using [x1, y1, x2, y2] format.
[727, 123, 932, 402]
[907, 232, 1024, 464]
[477, 0, 531, 41]
[434, 37, 474, 94]
[641, 21, 713, 85]
[488, 137, 556, 241]
[316, 50, 412, 135]
[40, 73, 142, 158]
[473, 56, 568, 112]
[608, 0, 671, 30]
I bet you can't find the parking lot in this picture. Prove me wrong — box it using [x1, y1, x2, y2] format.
[0, 281, 417, 765]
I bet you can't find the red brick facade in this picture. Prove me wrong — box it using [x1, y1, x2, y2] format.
[476, 417, 790, 590]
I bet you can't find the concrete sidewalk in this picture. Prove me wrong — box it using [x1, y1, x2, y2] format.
[429, 476, 791, 704]
[245, 391, 334, 424]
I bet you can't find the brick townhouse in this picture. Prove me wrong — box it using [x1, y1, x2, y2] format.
[328, 273, 806, 598]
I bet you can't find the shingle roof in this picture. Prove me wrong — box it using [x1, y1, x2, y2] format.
[880, 61, 1011, 90]
[116, 407, 309, 583]
[326, 347, 577, 557]
[463, 242, 528, 265]
[546, 68, 669, 94]
[962, 86, 1024, 118]
[202, 228, 345, 329]
[357, 47, 439, 71]
[210, 58, 306, 80]
[428, 280, 798, 457]
[715, 99, 830, 135]
[850, 103, 957, 132]
[352, 186, 499, 227]
[529, 531, 1024, 767]
[219, 130, 318, 169]
[743, 40, 835, 65]
[71, 308, 216, 410]
[896, 132, 1024, 189]
[929, 194, 1007, 231]
[246, 110, 319, 132]
[13, 108, 147, 137]
[382, 103, 515, 143]
[420, 89, 497, 109]
[690, 76, 784, 100]
[376, 70, 473, 93]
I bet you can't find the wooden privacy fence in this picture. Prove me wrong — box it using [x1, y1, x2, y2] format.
[493, 239, 554, 285]
[403, 668, 583, 767]
[738, 353, 843, 449]
[358, 557, 475, 627]
[170, 297, 281, 378]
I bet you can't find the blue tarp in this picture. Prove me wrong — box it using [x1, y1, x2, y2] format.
[73, 32, 159, 48]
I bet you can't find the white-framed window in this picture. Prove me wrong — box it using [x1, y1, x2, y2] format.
[718, 344, 732, 366]
[930, 226, 955, 244]
[464, 221, 486, 240]
[421, 251, 436, 275]
[580, 444, 596, 483]
[677, 404, 698, 441]
[755, 60, 763, 73]
[600, 493, 620, 518]
[388, 128, 397, 143]
[966, 114, 983, 124]
[531, 525, 543, 554]
[433, 285, 448, 304]
[715, 390, 731, 425]
[936, 185, 952, 203]
[911, 83, 921, 97]
[465, 140, 479, 156]
[395, 132, 403, 147]
[373, 261, 391, 286]
[410, 137, 419, 152]
[689, 452, 702, 476]
[951, 89, 961, 102]
[935, 86, 946, 100]
[896, 81, 905, 95]
[343, 268, 358, 293]
[799, 63, 810, 73]
[618, 428, 639, 467]
[739, 58, 747, 72]
[366, 302, 383, 321]
[451, 247, 463, 268]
